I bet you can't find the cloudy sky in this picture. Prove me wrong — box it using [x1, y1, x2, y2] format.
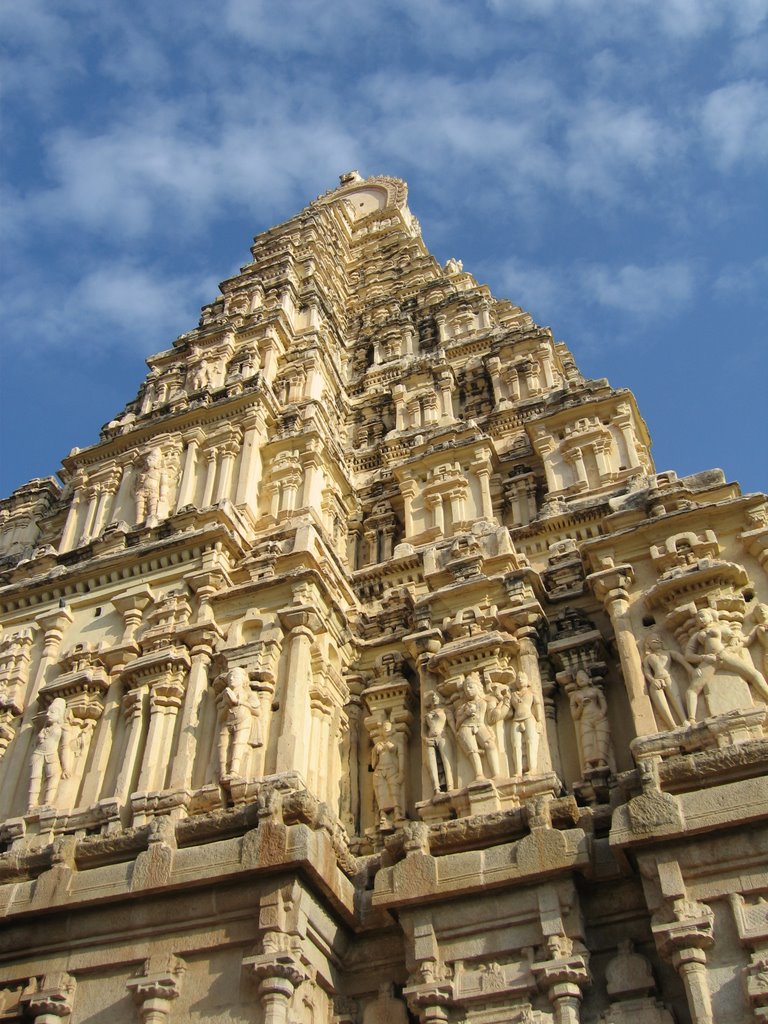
[1, 0, 766, 498]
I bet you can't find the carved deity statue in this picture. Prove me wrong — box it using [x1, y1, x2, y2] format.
[370, 719, 405, 828]
[569, 670, 610, 772]
[454, 672, 500, 781]
[215, 667, 262, 783]
[745, 602, 768, 680]
[684, 607, 768, 722]
[641, 633, 692, 731]
[509, 671, 542, 776]
[134, 448, 164, 522]
[422, 690, 454, 795]
[28, 698, 72, 810]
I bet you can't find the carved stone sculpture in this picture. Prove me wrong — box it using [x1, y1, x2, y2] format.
[134, 448, 164, 523]
[569, 670, 610, 772]
[215, 667, 262, 783]
[509, 670, 542, 775]
[28, 697, 72, 810]
[454, 672, 500, 781]
[641, 633, 691, 731]
[745, 602, 768, 680]
[370, 719, 405, 828]
[423, 690, 454, 795]
[684, 607, 768, 721]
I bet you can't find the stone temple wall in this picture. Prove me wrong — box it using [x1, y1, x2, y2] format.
[0, 172, 766, 1024]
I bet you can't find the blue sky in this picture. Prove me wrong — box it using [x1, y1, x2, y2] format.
[1, 0, 766, 498]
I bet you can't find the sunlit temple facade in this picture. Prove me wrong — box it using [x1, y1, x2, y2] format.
[0, 173, 766, 1024]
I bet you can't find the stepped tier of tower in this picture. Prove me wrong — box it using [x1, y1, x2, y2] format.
[0, 173, 766, 1024]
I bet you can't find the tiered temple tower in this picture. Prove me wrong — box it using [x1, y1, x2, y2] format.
[0, 173, 766, 1024]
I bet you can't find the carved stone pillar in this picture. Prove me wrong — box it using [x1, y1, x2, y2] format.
[435, 313, 448, 344]
[651, 862, 715, 1024]
[59, 476, 86, 552]
[114, 685, 148, 804]
[91, 475, 115, 536]
[404, 983, 452, 1024]
[138, 671, 188, 795]
[33, 606, 74, 689]
[447, 488, 466, 528]
[275, 607, 322, 779]
[588, 563, 657, 737]
[235, 412, 266, 510]
[215, 438, 240, 503]
[77, 485, 99, 544]
[0, 628, 35, 760]
[486, 356, 504, 407]
[423, 392, 438, 425]
[200, 446, 219, 508]
[533, 956, 590, 1024]
[175, 429, 205, 510]
[21, 972, 76, 1024]
[437, 372, 454, 421]
[426, 493, 443, 534]
[537, 342, 555, 389]
[300, 447, 324, 510]
[505, 366, 520, 401]
[250, 957, 308, 1024]
[471, 451, 494, 521]
[120, 646, 191, 803]
[401, 479, 417, 537]
[593, 438, 613, 479]
[168, 632, 217, 791]
[653, 910, 715, 1024]
[565, 447, 588, 489]
[126, 955, 185, 1024]
[393, 384, 407, 432]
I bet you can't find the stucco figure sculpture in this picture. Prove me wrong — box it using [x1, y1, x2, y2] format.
[684, 607, 768, 721]
[28, 697, 72, 810]
[745, 602, 768, 679]
[454, 672, 500, 781]
[509, 671, 542, 775]
[641, 633, 692, 730]
[569, 670, 610, 771]
[134, 448, 164, 522]
[215, 667, 262, 783]
[371, 719, 404, 827]
[422, 690, 454, 795]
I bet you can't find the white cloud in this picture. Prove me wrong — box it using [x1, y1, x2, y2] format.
[495, 260, 565, 322]
[714, 255, 768, 296]
[581, 262, 695, 314]
[700, 80, 768, 170]
[1, 261, 211, 356]
[565, 100, 666, 197]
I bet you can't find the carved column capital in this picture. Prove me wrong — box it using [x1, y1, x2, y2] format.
[587, 562, 635, 612]
[243, 948, 310, 1023]
[126, 954, 185, 1022]
[22, 972, 76, 1022]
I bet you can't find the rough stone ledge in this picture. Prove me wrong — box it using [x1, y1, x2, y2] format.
[372, 826, 591, 909]
[0, 816, 359, 929]
[610, 774, 768, 849]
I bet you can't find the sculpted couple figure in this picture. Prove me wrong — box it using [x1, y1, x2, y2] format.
[423, 669, 542, 795]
